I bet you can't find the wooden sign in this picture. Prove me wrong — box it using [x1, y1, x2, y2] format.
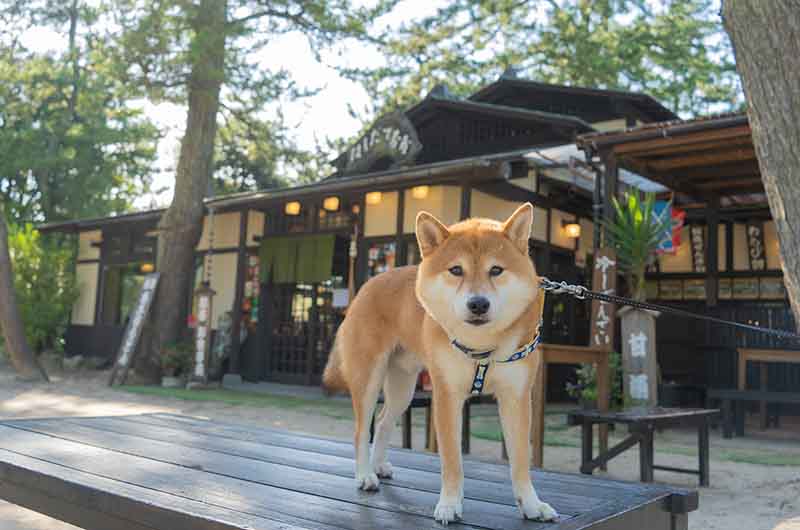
[746, 221, 767, 271]
[334, 111, 422, 175]
[689, 225, 706, 273]
[108, 272, 160, 386]
[589, 248, 617, 350]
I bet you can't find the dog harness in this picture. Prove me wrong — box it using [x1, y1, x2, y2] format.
[451, 290, 547, 395]
[452, 327, 542, 395]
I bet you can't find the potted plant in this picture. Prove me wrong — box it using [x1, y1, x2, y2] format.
[161, 341, 193, 388]
[603, 191, 672, 406]
[566, 351, 623, 410]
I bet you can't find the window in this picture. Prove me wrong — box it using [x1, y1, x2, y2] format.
[366, 241, 396, 278]
[101, 264, 146, 326]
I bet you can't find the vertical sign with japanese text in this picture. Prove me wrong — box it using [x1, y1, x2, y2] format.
[589, 248, 617, 350]
[746, 221, 767, 271]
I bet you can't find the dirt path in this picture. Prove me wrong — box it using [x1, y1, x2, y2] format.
[0, 366, 798, 530]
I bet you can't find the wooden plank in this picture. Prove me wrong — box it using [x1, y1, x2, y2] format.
[0, 422, 539, 530]
[0, 425, 485, 530]
[14, 416, 591, 515]
[0, 448, 335, 530]
[60, 415, 597, 514]
[120, 414, 691, 504]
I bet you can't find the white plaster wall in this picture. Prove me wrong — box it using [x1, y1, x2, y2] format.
[403, 185, 461, 233]
[197, 212, 241, 251]
[364, 191, 398, 237]
[247, 211, 265, 247]
[550, 209, 577, 249]
[77, 230, 101, 260]
[72, 263, 99, 325]
[204, 251, 238, 330]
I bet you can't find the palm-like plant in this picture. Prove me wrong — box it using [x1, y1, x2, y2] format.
[604, 192, 672, 302]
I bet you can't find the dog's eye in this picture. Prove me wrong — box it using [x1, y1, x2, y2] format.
[448, 265, 463, 276]
[489, 266, 504, 277]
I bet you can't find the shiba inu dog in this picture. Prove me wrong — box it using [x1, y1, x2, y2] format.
[322, 203, 558, 524]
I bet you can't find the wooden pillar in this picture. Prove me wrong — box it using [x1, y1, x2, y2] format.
[460, 184, 471, 221]
[601, 150, 619, 247]
[228, 210, 249, 375]
[395, 188, 405, 262]
[706, 196, 720, 307]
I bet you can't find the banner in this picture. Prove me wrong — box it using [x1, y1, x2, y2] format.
[654, 200, 686, 255]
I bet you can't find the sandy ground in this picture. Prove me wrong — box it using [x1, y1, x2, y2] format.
[1, 364, 799, 530]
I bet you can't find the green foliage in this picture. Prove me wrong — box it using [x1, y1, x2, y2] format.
[345, 0, 742, 117]
[604, 192, 672, 301]
[565, 351, 623, 407]
[0, 1, 159, 224]
[5, 224, 78, 354]
[160, 340, 194, 377]
[106, 0, 398, 191]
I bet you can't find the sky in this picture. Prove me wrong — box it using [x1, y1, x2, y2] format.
[21, 1, 448, 210]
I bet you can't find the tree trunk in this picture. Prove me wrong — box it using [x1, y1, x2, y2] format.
[137, 0, 228, 382]
[722, 1, 800, 328]
[0, 207, 49, 382]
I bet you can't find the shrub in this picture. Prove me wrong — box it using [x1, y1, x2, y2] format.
[161, 341, 194, 377]
[566, 351, 623, 407]
[5, 224, 78, 354]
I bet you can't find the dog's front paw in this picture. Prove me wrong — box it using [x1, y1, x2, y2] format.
[517, 495, 558, 522]
[356, 472, 380, 491]
[433, 497, 463, 525]
[373, 461, 393, 479]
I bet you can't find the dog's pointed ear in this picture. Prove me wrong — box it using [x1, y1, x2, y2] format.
[416, 211, 450, 258]
[503, 203, 534, 254]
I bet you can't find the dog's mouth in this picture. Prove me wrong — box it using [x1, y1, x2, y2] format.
[465, 318, 490, 326]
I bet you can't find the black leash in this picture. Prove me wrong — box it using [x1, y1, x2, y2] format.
[539, 277, 800, 343]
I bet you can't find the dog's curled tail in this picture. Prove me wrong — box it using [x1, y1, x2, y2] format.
[321, 340, 347, 396]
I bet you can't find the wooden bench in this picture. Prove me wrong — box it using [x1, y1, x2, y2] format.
[568, 407, 719, 487]
[707, 388, 800, 438]
[737, 348, 800, 429]
[0, 413, 698, 530]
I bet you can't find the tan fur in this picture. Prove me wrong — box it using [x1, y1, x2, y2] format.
[322, 203, 558, 523]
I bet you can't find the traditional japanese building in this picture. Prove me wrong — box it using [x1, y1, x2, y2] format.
[42, 72, 676, 394]
[577, 113, 799, 405]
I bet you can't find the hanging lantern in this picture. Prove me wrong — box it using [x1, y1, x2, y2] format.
[285, 201, 301, 216]
[140, 263, 155, 274]
[322, 196, 340, 212]
[411, 185, 429, 200]
[365, 192, 382, 205]
[562, 220, 581, 239]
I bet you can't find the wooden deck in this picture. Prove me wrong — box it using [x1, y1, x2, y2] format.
[0, 414, 697, 530]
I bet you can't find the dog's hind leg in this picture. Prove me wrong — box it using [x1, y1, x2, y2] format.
[350, 352, 389, 491]
[371, 353, 420, 479]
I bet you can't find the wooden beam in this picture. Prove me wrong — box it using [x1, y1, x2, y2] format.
[618, 136, 752, 158]
[694, 178, 763, 191]
[645, 147, 756, 171]
[669, 162, 761, 182]
[611, 125, 752, 156]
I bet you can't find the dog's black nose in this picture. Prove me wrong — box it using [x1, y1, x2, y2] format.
[467, 296, 490, 316]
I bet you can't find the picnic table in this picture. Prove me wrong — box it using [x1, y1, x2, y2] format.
[0, 413, 697, 530]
